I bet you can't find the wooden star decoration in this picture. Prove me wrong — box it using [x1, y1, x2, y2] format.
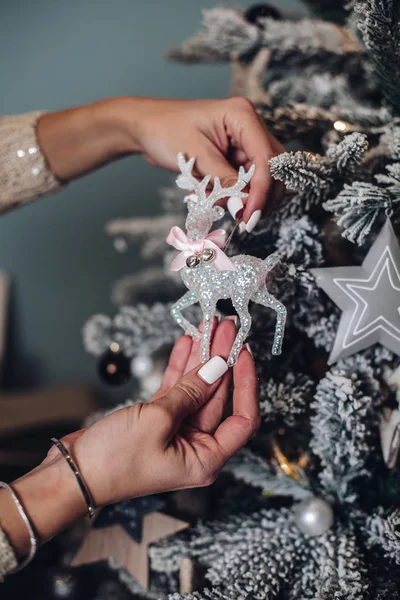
[93, 496, 165, 543]
[312, 220, 400, 364]
[71, 510, 188, 590]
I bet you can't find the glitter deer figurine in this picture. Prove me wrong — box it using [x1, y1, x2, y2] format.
[166, 153, 286, 366]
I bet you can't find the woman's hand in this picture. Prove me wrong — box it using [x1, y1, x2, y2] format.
[64, 318, 259, 506]
[2, 319, 259, 558]
[38, 97, 284, 230]
[123, 97, 284, 229]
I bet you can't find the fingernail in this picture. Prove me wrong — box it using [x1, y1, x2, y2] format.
[245, 210, 262, 233]
[226, 315, 238, 327]
[198, 356, 228, 384]
[238, 221, 246, 234]
[245, 342, 254, 358]
[227, 196, 244, 219]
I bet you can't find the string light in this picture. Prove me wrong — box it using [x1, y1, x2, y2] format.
[305, 152, 316, 161]
[333, 120, 349, 132]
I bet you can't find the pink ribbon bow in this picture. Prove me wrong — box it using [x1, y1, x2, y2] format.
[166, 226, 237, 271]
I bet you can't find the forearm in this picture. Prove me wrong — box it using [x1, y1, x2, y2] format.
[0, 456, 86, 560]
[37, 98, 140, 182]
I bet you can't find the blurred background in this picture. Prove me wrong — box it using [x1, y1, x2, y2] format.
[0, 0, 305, 392]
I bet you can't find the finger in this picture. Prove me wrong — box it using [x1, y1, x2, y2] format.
[190, 318, 237, 432]
[193, 137, 248, 210]
[184, 316, 219, 375]
[213, 345, 259, 463]
[152, 335, 193, 401]
[228, 109, 284, 225]
[152, 356, 228, 436]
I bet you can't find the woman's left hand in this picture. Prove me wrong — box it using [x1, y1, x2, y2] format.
[39, 97, 284, 231]
[123, 97, 285, 230]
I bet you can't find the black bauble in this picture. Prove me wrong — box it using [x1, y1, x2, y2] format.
[98, 348, 131, 386]
[45, 567, 83, 600]
[244, 4, 282, 26]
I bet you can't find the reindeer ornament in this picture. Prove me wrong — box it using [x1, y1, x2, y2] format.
[166, 153, 286, 366]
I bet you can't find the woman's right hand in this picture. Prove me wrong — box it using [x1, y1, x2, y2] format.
[65, 318, 260, 506]
[3, 319, 258, 560]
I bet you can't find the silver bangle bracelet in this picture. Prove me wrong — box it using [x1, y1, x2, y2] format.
[0, 481, 37, 572]
[50, 438, 96, 519]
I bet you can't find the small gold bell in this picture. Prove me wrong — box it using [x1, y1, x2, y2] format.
[186, 254, 201, 268]
[202, 248, 216, 263]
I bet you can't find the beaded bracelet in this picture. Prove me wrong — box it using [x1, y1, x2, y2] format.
[0, 481, 37, 572]
[50, 438, 96, 519]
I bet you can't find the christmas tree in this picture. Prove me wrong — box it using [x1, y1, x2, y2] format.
[83, 2, 400, 597]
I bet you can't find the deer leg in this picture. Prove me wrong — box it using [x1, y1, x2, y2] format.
[253, 288, 286, 355]
[171, 291, 201, 341]
[199, 299, 217, 363]
[227, 297, 252, 367]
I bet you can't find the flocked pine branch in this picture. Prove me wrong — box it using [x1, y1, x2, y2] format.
[225, 449, 309, 499]
[276, 215, 324, 267]
[310, 371, 374, 504]
[304, 312, 340, 350]
[83, 303, 187, 358]
[259, 372, 313, 426]
[268, 72, 366, 111]
[206, 513, 303, 599]
[150, 508, 285, 575]
[326, 131, 369, 172]
[168, 8, 261, 62]
[168, 8, 363, 64]
[375, 161, 400, 197]
[323, 181, 392, 245]
[355, 0, 400, 113]
[380, 123, 400, 159]
[311, 527, 370, 599]
[270, 133, 370, 221]
[364, 509, 400, 564]
[269, 151, 333, 196]
[257, 103, 389, 142]
[324, 158, 400, 245]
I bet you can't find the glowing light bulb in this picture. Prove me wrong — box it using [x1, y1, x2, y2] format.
[333, 120, 348, 132]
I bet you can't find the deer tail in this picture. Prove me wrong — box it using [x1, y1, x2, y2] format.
[263, 251, 281, 274]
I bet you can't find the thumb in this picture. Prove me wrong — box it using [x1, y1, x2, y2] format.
[153, 356, 228, 423]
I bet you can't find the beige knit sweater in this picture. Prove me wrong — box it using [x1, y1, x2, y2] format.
[0, 111, 62, 578]
[0, 111, 60, 214]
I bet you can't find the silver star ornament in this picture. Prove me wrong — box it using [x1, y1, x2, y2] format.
[311, 220, 400, 364]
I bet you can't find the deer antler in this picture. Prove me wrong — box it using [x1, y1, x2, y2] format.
[176, 153, 210, 203]
[207, 164, 255, 206]
[176, 153, 255, 206]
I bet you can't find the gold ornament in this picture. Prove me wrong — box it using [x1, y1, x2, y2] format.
[270, 437, 310, 484]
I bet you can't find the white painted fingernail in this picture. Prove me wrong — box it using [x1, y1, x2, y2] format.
[227, 196, 244, 219]
[245, 210, 262, 233]
[226, 315, 238, 327]
[198, 356, 228, 384]
[238, 221, 246, 234]
[245, 342, 254, 358]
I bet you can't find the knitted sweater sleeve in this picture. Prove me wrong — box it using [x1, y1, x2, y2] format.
[0, 529, 17, 581]
[0, 111, 62, 577]
[0, 111, 62, 214]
